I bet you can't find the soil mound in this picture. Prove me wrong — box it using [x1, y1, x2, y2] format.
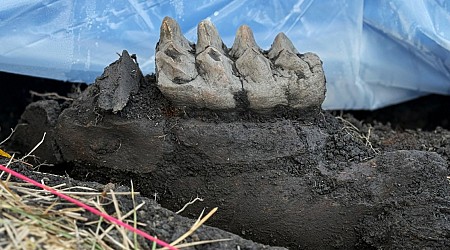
[8, 60, 450, 249]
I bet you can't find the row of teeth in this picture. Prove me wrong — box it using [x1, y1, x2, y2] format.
[155, 16, 326, 112]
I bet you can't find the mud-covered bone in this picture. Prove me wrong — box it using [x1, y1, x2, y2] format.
[155, 17, 326, 112]
[96, 50, 142, 113]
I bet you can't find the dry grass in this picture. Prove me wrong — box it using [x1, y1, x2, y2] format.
[0, 165, 229, 250]
[0, 166, 153, 250]
[336, 115, 380, 155]
[0, 178, 114, 249]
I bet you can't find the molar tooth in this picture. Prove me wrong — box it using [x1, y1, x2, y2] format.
[156, 16, 197, 83]
[268, 32, 299, 59]
[195, 46, 241, 109]
[197, 47, 238, 87]
[230, 25, 260, 58]
[235, 47, 288, 110]
[159, 16, 191, 51]
[235, 49, 272, 84]
[196, 19, 226, 55]
[270, 33, 311, 77]
[155, 17, 326, 112]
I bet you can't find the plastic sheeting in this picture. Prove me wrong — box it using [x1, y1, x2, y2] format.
[1, 0, 449, 110]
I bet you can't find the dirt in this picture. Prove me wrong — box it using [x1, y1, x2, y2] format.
[3, 66, 450, 250]
[0, 159, 285, 250]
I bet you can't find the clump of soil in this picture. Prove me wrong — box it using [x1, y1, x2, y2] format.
[0, 159, 284, 250]
[2, 65, 450, 249]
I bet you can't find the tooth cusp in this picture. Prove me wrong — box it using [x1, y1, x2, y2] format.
[196, 19, 225, 55]
[155, 17, 326, 113]
[159, 16, 191, 52]
[235, 48, 273, 84]
[268, 32, 299, 59]
[230, 25, 260, 58]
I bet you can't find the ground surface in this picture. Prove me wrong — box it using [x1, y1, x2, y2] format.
[0, 159, 284, 250]
[2, 71, 450, 249]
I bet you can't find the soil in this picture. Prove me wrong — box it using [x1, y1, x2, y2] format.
[2, 70, 450, 249]
[0, 159, 284, 250]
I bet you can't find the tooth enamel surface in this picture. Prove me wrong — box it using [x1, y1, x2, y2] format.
[155, 17, 326, 112]
[197, 47, 239, 88]
[235, 48, 288, 109]
[156, 17, 197, 83]
[230, 25, 260, 58]
[159, 16, 191, 51]
[196, 20, 225, 55]
[268, 32, 299, 59]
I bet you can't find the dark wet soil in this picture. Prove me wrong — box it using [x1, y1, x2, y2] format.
[0, 159, 284, 250]
[2, 70, 450, 249]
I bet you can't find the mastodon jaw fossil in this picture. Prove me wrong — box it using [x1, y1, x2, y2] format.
[155, 16, 326, 112]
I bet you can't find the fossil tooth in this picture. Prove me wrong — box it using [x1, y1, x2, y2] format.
[271, 33, 311, 77]
[229, 25, 289, 110]
[197, 47, 240, 88]
[268, 32, 299, 59]
[156, 17, 240, 110]
[195, 46, 242, 109]
[229, 25, 260, 58]
[158, 16, 191, 51]
[155, 17, 326, 112]
[236, 48, 288, 110]
[156, 17, 197, 84]
[235, 48, 273, 85]
[273, 51, 326, 110]
[196, 19, 226, 55]
[267, 32, 325, 109]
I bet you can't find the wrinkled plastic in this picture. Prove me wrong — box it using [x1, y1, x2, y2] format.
[1, 0, 449, 110]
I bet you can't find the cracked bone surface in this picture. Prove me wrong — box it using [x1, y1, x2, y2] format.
[155, 16, 326, 112]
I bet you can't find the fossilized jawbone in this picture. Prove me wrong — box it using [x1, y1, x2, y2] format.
[155, 16, 326, 112]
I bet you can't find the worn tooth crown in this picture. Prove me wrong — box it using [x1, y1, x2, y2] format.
[155, 17, 326, 113]
[268, 32, 299, 59]
[156, 16, 197, 84]
[196, 19, 225, 55]
[159, 16, 191, 51]
[229, 25, 260, 58]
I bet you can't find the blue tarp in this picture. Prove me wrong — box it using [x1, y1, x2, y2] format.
[1, 0, 449, 110]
